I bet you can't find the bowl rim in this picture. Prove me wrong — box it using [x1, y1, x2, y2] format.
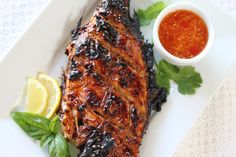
[153, 2, 215, 66]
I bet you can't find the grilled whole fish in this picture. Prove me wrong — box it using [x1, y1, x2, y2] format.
[59, 0, 167, 156]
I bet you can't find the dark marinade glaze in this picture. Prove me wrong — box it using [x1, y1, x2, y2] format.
[79, 129, 115, 157]
[96, 0, 167, 111]
[62, 0, 167, 156]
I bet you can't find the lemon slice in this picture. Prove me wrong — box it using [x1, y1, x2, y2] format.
[37, 73, 62, 118]
[26, 77, 48, 114]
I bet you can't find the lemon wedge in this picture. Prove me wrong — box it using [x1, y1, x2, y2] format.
[26, 77, 48, 114]
[37, 73, 62, 119]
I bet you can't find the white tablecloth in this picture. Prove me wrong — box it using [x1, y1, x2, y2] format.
[0, 0, 236, 156]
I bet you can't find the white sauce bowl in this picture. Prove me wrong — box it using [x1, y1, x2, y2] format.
[153, 2, 214, 66]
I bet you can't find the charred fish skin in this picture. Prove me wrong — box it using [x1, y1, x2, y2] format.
[59, 0, 167, 157]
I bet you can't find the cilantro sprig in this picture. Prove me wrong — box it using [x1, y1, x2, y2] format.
[156, 60, 203, 95]
[11, 112, 71, 157]
[137, 1, 166, 26]
[136, 2, 202, 95]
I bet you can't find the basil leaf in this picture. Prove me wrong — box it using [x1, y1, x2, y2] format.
[40, 134, 54, 147]
[49, 134, 71, 157]
[49, 116, 60, 133]
[12, 112, 51, 140]
[12, 112, 71, 157]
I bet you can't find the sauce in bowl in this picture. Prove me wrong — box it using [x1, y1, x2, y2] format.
[158, 10, 208, 59]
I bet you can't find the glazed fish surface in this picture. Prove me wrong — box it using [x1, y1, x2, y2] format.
[59, 0, 167, 156]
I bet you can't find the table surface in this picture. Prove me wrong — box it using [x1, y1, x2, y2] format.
[0, 0, 236, 156]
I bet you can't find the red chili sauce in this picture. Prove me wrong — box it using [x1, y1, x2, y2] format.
[158, 10, 208, 59]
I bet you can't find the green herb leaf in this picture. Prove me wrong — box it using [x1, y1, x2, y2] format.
[137, 1, 166, 26]
[11, 112, 51, 140]
[157, 59, 179, 78]
[136, 10, 150, 26]
[49, 116, 60, 133]
[175, 67, 203, 95]
[156, 60, 203, 95]
[156, 67, 170, 91]
[12, 112, 71, 157]
[40, 134, 54, 147]
[49, 134, 71, 157]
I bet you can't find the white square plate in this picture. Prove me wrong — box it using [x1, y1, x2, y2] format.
[0, 0, 236, 157]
